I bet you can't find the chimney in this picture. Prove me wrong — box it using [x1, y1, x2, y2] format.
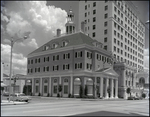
[81, 21, 85, 33]
[57, 29, 61, 37]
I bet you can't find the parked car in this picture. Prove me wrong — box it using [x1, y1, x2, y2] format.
[127, 96, 135, 100]
[3, 92, 9, 97]
[7, 93, 32, 102]
[134, 97, 140, 100]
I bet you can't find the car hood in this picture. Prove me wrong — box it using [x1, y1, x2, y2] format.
[20, 96, 31, 99]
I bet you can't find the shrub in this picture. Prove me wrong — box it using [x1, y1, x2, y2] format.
[84, 85, 88, 96]
[23, 85, 27, 95]
[68, 93, 71, 98]
[47, 93, 49, 97]
[57, 93, 60, 97]
[79, 85, 83, 98]
[142, 93, 146, 98]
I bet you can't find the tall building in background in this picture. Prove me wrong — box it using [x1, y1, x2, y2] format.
[78, 0, 145, 73]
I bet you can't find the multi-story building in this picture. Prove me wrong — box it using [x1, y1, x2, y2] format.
[78, 0, 146, 98]
[79, 0, 145, 72]
[25, 9, 119, 98]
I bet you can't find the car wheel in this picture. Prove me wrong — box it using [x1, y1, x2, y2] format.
[25, 100, 28, 102]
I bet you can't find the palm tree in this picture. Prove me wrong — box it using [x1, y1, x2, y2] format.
[126, 87, 131, 97]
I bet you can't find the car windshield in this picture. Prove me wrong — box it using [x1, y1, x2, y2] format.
[19, 94, 26, 96]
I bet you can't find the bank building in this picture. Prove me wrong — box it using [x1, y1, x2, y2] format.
[24, 8, 149, 99]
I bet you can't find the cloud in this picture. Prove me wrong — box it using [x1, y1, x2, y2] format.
[1, 1, 67, 75]
[27, 38, 38, 49]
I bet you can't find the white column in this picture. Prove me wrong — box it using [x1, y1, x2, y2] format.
[110, 79, 114, 98]
[94, 77, 97, 98]
[49, 77, 51, 96]
[100, 77, 103, 98]
[32, 78, 34, 94]
[115, 79, 118, 99]
[59, 76, 61, 84]
[70, 76, 73, 95]
[40, 78, 42, 95]
[105, 78, 108, 99]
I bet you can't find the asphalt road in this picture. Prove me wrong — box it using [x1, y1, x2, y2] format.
[1, 97, 149, 116]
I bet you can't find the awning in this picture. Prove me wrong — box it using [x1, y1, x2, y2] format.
[1, 83, 7, 87]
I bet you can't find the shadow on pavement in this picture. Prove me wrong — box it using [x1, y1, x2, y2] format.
[68, 111, 144, 116]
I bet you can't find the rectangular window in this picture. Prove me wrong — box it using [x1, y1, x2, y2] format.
[114, 46, 116, 51]
[85, 5, 87, 10]
[114, 14, 117, 19]
[64, 85, 68, 94]
[93, 25, 96, 30]
[104, 13, 108, 18]
[118, 40, 120, 45]
[104, 29, 107, 35]
[87, 52, 92, 59]
[118, 10, 120, 15]
[104, 45, 107, 50]
[104, 37, 107, 42]
[88, 63, 92, 70]
[114, 38, 116, 43]
[114, 30, 116, 35]
[93, 32, 95, 37]
[35, 59, 37, 63]
[93, 17, 96, 22]
[121, 13, 123, 18]
[75, 63, 82, 69]
[28, 60, 30, 64]
[36, 86, 39, 93]
[53, 86, 57, 94]
[105, 5, 108, 11]
[104, 22, 107, 27]
[93, 9, 96, 14]
[85, 13, 87, 17]
[93, 2, 96, 7]
[44, 85, 47, 93]
[114, 6, 117, 12]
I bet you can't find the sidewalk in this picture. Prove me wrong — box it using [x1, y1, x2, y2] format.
[1, 100, 28, 106]
[30, 96, 126, 101]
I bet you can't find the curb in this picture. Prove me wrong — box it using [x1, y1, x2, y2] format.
[1, 101, 28, 106]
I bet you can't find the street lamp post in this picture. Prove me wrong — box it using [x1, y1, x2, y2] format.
[9, 36, 28, 102]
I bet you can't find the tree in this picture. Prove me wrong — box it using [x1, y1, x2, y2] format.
[23, 85, 27, 95]
[84, 85, 88, 96]
[126, 87, 131, 97]
[79, 85, 83, 98]
[142, 93, 146, 98]
[58, 84, 62, 97]
[107, 87, 111, 97]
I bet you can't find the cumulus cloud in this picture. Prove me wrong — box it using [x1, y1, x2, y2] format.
[1, 1, 67, 75]
[1, 44, 27, 75]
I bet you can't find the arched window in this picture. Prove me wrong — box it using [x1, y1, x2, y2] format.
[64, 79, 68, 83]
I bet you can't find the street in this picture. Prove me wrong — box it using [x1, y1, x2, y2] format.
[1, 97, 149, 116]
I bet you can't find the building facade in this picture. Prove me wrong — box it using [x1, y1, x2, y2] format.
[78, 0, 148, 99]
[25, 9, 119, 98]
[78, 0, 145, 72]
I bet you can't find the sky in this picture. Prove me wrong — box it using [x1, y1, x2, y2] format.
[1, 1, 149, 75]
